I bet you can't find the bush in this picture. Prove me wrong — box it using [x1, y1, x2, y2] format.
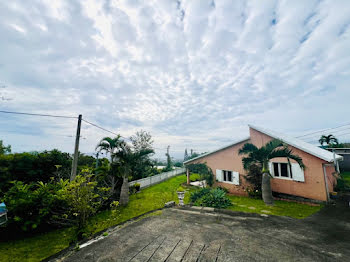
[134, 183, 141, 191]
[245, 164, 262, 192]
[190, 188, 231, 208]
[177, 186, 185, 192]
[245, 187, 262, 199]
[187, 163, 214, 186]
[2, 180, 65, 232]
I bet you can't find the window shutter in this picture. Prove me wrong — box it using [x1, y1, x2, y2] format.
[216, 169, 223, 182]
[232, 171, 239, 185]
[291, 163, 305, 182]
[268, 162, 273, 176]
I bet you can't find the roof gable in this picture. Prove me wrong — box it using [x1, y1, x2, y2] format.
[249, 125, 342, 163]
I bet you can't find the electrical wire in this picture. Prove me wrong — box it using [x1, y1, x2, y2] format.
[296, 123, 350, 138]
[82, 118, 131, 141]
[0, 110, 77, 119]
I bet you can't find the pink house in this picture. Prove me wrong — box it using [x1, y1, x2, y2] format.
[184, 125, 343, 202]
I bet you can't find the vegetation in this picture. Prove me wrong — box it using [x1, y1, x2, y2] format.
[239, 139, 304, 205]
[335, 172, 350, 192]
[191, 188, 231, 208]
[0, 140, 11, 155]
[319, 134, 338, 146]
[186, 163, 214, 186]
[227, 195, 322, 219]
[244, 164, 262, 198]
[0, 174, 199, 262]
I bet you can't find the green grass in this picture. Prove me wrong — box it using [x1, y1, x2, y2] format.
[227, 195, 323, 219]
[0, 174, 200, 262]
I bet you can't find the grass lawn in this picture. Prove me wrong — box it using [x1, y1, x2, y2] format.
[227, 195, 323, 219]
[0, 174, 200, 262]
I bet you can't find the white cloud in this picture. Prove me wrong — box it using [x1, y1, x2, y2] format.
[0, 0, 350, 159]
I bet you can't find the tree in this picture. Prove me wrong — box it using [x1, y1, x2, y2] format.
[114, 142, 154, 205]
[239, 139, 305, 205]
[130, 130, 154, 152]
[165, 145, 172, 170]
[95, 136, 123, 195]
[129, 130, 155, 179]
[0, 140, 11, 155]
[319, 134, 338, 146]
[184, 149, 188, 161]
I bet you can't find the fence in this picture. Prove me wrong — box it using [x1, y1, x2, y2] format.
[129, 167, 186, 189]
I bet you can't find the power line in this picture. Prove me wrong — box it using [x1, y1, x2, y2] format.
[296, 123, 350, 138]
[81, 118, 131, 141]
[0, 110, 77, 119]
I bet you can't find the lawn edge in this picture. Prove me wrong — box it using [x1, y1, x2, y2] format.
[42, 207, 164, 262]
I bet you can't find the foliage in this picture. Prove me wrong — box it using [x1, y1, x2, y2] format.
[239, 139, 305, 205]
[1, 180, 65, 232]
[55, 171, 109, 230]
[327, 142, 350, 148]
[335, 172, 350, 192]
[129, 130, 157, 180]
[0, 140, 11, 155]
[177, 186, 185, 192]
[0, 173, 321, 262]
[165, 146, 172, 170]
[134, 183, 141, 191]
[319, 134, 338, 146]
[244, 164, 262, 193]
[0, 150, 72, 193]
[191, 188, 231, 208]
[239, 139, 305, 171]
[173, 161, 183, 167]
[245, 187, 262, 199]
[187, 163, 214, 186]
[190, 187, 211, 203]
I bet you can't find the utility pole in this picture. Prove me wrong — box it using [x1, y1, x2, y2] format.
[70, 114, 82, 181]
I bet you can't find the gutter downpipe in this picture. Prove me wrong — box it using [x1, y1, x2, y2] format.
[322, 163, 330, 203]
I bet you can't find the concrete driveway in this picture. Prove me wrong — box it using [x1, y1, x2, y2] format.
[59, 203, 350, 262]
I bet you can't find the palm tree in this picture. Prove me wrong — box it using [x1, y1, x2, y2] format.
[96, 136, 123, 195]
[319, 134, 338, 146]
[239, 139, 305, 205]
[115, 141, 154, 205]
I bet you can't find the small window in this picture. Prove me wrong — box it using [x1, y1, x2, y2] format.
[272, 163, 291, 179]
[223, 170, 233, 182]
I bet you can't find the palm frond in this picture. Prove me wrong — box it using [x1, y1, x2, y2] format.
[239, 143, 258, 155]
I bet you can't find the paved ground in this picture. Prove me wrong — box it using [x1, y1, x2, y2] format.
[60, 202, 350, 262]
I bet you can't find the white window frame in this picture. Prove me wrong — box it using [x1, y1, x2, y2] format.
[221, 170, 239, 185]
[271, 162, 292, 180]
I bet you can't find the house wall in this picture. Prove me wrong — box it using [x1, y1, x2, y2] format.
[249, 128, 329, 201]
[324, 164, 337, 194]
[187, 140, 250, 196]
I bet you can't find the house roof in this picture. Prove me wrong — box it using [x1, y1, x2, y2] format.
[249, 125, 343, 162]
[183, 137, 250, 164]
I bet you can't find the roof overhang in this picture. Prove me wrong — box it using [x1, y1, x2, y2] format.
[249, 124, 343, 163]
[183, 137, 250, 164]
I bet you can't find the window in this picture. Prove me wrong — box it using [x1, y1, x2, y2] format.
[272, 163, 292, 179]
[223, 170, 232, 182]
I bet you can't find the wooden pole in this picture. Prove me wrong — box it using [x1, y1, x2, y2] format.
[70, 114, 82, 181]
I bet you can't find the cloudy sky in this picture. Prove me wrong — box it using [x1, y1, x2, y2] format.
[0, 0, 350, 159]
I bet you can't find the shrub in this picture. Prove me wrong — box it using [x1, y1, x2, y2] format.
[190, 188, 231, 208]
[134, 183, 141, 191]
[245, 187, 262, 199]
[2, 180, 65, 232]
[244, 164, 262, 192]
[177, 186, 185, 192]
[187, 163, 214, 186]
[190, 187, 210, 203]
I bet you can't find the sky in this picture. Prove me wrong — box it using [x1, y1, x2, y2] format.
[0, 0, 350, 160]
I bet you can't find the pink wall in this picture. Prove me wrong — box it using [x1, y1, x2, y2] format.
[186, 127, 333, 201]
[249, 128, 329, 201]
[188, 139, 250, 196]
